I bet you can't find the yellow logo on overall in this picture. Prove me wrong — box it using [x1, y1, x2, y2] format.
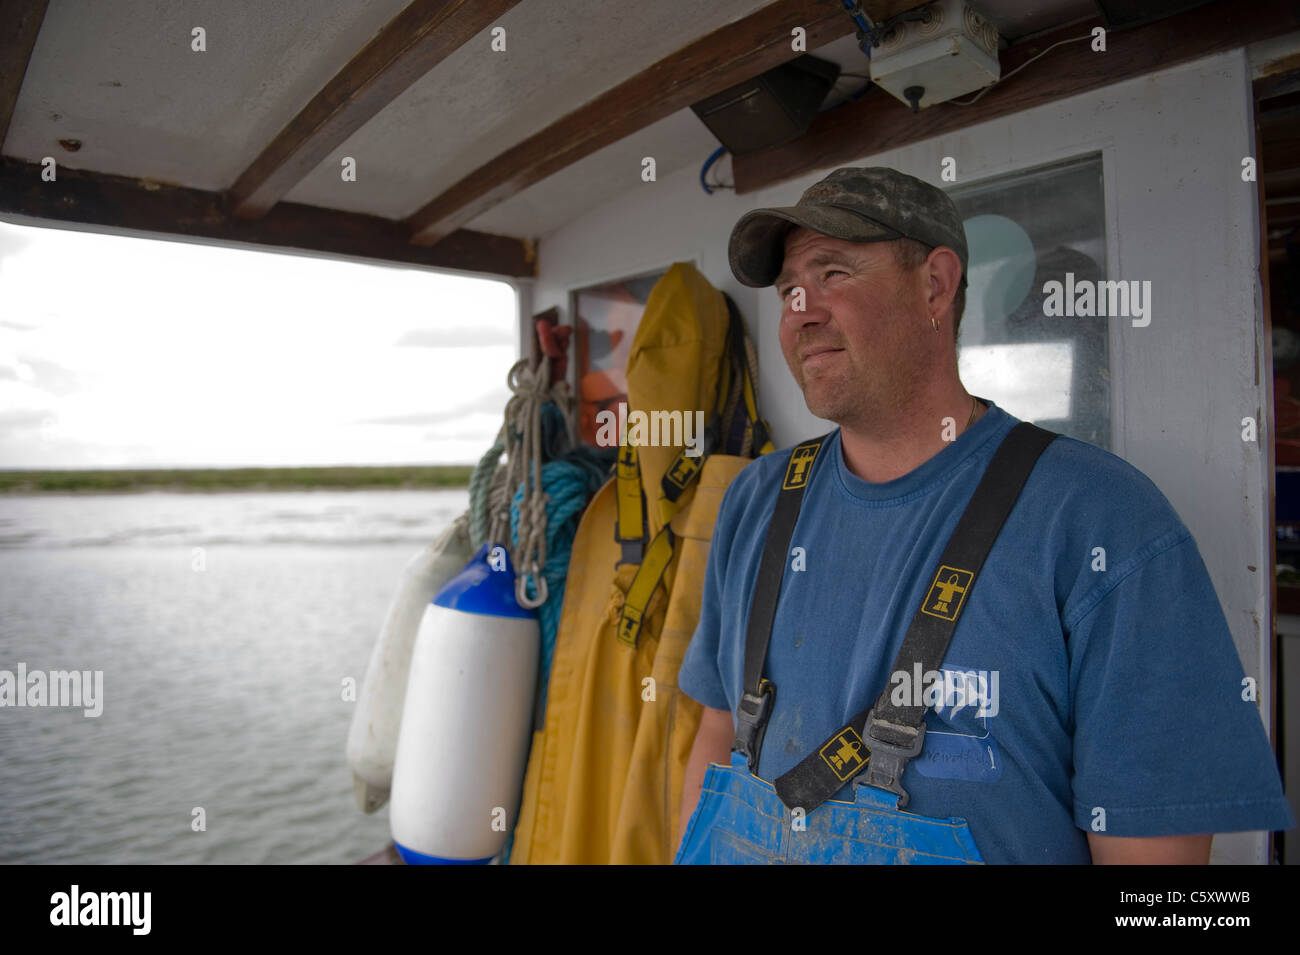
[782, 442, 820, 490]
[922, 565, 973, 621]
[820, 727, 868, 780]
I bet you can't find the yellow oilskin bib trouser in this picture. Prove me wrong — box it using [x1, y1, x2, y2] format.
[510, 263, 769, 864]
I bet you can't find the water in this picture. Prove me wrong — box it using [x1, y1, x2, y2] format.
[0, 488, 470, 864]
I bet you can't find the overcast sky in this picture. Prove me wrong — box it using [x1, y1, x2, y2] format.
[0, 219, 518, 469]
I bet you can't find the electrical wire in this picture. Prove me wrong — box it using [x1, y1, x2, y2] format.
[839, 0, 877, 58]
[699, 146, 731, 194]
[840, 1, 874, 57]
[950, 33, 1093, 106]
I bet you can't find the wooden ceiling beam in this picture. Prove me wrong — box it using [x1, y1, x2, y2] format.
[0, 0, 49, 154]
[402, 0, 902, 247]
[228, 0, 522, 221]
[0, 157, 536, 277]
[733, 0, 1300, 194]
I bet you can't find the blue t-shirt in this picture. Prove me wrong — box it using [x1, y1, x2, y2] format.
[679, 399, 1294, 864]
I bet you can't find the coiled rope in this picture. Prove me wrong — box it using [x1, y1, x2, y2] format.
[467, 356, 612, 689]
[469, 355, 570, 597]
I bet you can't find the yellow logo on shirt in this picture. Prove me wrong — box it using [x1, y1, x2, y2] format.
[820, 727, 868, 780]
[922, 565, 974, 621]
[782, 441, 821, 490]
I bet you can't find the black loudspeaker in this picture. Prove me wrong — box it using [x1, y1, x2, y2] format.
[1093, 0, 1216, 30]
[690, 55, 841, 156]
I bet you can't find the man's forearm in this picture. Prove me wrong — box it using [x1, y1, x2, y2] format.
[678, 705, 734, 851]
[1087, 832, 1213, 863]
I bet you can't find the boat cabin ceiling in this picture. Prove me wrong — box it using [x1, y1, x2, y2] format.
[3, 0, 1295, 281]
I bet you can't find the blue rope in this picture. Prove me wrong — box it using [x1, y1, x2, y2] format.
[509, 457, 595, 709]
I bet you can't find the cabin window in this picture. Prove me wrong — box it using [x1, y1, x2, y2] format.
[571, 269, 668, 446]
[950, 154, 1110, 449]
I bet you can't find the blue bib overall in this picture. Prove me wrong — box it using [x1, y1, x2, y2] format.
[674, 424, 1056, 865]
[674, 752, 984, 865]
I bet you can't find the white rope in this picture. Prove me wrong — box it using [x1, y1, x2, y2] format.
[487, 355, 574, 609]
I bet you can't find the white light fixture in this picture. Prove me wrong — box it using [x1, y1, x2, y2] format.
[869, 0, 1001, 111]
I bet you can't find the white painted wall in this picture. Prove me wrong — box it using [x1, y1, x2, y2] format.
[529, 49, 1275, 863]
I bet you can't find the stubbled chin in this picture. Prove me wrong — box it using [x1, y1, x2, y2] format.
[800, 378, 847, 421]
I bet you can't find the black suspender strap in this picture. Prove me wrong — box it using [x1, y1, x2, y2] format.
[659, 293, 774, 519]
[769, 422, 1057, 812]
[732, 434, 832, 772]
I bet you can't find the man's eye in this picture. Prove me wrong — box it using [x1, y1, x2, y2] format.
[824, 269, 846, 280]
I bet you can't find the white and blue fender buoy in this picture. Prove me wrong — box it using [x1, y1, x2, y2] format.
[389, 542, 540, 865]
[346, 519, 474, 813]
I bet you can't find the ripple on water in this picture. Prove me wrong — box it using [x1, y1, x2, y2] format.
[0, 499, 449, 863]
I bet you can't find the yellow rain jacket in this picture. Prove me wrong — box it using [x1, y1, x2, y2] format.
[511, 263, 768, 864]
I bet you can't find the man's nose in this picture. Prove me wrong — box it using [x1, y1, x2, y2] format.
[782, 284, 832, 326]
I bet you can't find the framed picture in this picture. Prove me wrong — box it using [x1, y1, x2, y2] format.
[570, 269, 668, 446]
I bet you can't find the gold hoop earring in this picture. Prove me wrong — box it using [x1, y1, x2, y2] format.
[931, 315, 939, 333]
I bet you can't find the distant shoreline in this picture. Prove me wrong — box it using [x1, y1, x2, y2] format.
[0, 465, 474, 494]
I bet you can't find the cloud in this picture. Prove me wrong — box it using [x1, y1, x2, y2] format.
[0, 226, 33, 272]
[0, 220, 518, 469]
[394, 327, 514, 348]
[0, 407, 53, 431]
[426, 424, 499, 442]
[3, 356, 84, 396]
[351, 386, 510, 427]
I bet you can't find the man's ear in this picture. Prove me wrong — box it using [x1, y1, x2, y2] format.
[926, 247, 963, 322]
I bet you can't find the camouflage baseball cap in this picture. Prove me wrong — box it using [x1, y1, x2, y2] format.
[728, 166, 968, 288]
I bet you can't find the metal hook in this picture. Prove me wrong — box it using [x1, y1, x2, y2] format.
[515, 565, 549, 609]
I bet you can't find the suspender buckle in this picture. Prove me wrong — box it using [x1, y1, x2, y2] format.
[618, 539, 644, 566]
[733, 679, 776, 774]
[857, 708, 926, 809]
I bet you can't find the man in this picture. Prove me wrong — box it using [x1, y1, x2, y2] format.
[675, 167, 1294, 864]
